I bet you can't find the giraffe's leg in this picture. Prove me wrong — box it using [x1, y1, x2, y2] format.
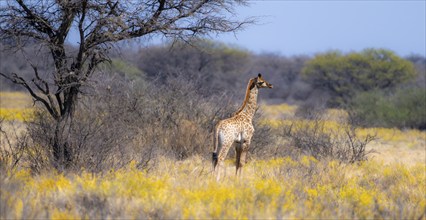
[215, 141, 232, 181]
[235, 141, 243, 175]
[215, 160, 224, 181]
[237, 148, 248, 177]
[237, 140, 250, 177]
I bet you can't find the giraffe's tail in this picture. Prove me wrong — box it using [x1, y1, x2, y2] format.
[212, 125, 220, 170]
[212, 152, 218, 168]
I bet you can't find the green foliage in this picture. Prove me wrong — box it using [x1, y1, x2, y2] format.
[110, 59, 144, 79]
[302, 49, 417, 107]
[350, 87, 426, 129]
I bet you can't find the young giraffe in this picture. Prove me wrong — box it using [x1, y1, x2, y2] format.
[212, 73, 273, 180]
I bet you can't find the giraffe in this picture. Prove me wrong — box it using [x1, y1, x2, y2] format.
[212, 73, 273, 180]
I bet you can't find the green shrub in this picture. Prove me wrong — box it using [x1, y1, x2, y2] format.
[350, 87, 426, 129]
[302, 49, 417, 107]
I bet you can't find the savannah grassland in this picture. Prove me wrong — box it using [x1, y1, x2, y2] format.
[1, 92, 425, 219]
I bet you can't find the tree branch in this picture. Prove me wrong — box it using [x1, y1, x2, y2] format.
[74, 0, 88, 72]
[0, 72, 58, 119]
[56, 3, 77, 45]
[15, 0, 55, 38]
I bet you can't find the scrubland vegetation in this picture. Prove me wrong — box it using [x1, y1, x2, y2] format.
[1, 91, 425, 219]
[1, 33, 425, 220]
[1, 43, 425, 218]
[1, 1, 425, 218]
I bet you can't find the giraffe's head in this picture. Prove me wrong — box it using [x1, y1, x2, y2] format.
[252, 73, 273, 89]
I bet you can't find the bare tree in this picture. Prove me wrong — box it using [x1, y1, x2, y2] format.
[0, 0, 253, 170]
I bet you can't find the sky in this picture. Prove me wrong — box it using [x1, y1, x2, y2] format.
[214, 1, 426, 57]
[63, 1, 426, 57]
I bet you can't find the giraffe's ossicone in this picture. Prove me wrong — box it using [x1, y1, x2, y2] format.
[212, 73, 273, 181]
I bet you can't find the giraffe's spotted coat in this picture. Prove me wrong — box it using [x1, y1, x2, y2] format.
[212, 74, 272, 180]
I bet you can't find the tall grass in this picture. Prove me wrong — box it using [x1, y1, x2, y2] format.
[1, 156, 425, 219]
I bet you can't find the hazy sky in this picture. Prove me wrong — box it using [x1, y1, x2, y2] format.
[65, 1, 426, 57]
[216, 1, 426, 57]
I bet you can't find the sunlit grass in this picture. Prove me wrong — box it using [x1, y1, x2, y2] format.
[358, 127, 426, 143]
[1, 156, 425, 219]
[0, 92, 33, 121]
[261, 103, 297, 119]
[261, 116, 426, 148]
[0, 108, 34, 121]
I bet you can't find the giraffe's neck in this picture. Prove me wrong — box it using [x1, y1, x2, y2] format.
[234, 79, 258, 121]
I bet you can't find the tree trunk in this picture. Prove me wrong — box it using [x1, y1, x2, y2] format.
[52, 86, 78, 171]
[52, 115, 72, 171]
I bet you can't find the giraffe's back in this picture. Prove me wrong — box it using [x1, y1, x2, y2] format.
[216, 116, 254, 143]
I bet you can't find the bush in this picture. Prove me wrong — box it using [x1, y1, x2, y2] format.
[247, 111, 278, 159]
[302, 49, 416, 107]
[294, 96, 327, 119]
[350, 87, 426, 130]
[136, 40, 251, 95]
[25, 75, 151, 173]
[0, 119, 28, 172]
[132, 74, 237, 160]
[281, 114, 375, 163]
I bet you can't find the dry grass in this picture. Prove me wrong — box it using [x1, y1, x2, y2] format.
[1, 156, 425, 219]
[0, 92, 32, 109]
[0, 92, 33, 121]
[358, 128, 426, 165]
[260, 103, 297, 119]
[260, 104, 348, 122]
